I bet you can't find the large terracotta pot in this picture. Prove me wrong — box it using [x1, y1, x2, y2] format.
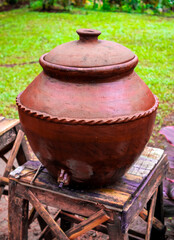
[16, 29, 158, 188]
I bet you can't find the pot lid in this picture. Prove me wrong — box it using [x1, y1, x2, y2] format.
[44, 29, 135, 68]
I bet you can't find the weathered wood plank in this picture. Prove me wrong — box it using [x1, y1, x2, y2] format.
[124, 172, 144, 183]
[11, 183, 104, 218]
[141, 147, 164, 161]
[66, 209, 110, 239]
[90, 189, 131, 207]
[0, 128, 16, 154]
[8, 181, 29, 240]
[0, 119, 19, 136]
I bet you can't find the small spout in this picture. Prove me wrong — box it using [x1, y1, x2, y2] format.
[57, 169, 70, 188]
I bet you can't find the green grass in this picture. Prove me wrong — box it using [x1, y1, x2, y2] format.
[0, 8, 174, 129]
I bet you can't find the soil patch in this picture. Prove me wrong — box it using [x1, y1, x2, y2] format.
[0, 61, 38, 68]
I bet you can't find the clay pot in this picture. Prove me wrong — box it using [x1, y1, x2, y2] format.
[16, 29, 158, 188]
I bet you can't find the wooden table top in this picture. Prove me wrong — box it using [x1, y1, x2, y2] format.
[10, 146, 168, 213]
[0, 118, 19, 136]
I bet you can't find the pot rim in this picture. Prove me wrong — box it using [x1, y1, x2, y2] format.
[39, 53, 139, 78]
[16, 92, 159, 125]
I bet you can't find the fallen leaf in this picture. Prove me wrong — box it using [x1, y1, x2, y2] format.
[159, 126, 174, 147]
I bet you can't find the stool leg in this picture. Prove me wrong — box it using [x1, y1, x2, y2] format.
[151, 183, 165, 240]
[145, 189, 158, 240]
[107, 214, 128, 240]
[8, 181, 28, 240]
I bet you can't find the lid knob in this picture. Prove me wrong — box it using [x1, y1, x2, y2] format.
[76, 29, 101, 42]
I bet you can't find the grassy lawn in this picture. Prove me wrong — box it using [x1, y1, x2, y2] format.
[0, 8, 173, 143]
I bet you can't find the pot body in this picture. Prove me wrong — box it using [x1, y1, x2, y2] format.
[17, 68, 158, 188]
[18, 108, 156, 187]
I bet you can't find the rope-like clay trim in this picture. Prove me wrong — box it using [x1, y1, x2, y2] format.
[16, 93, 158, 125]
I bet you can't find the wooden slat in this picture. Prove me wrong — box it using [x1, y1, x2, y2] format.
[141, 147, 164, 161]
[61, 211, 108, 234]
[3, 130, 24, 178]
[66, 209, 110, 239]
[0, 118, 19, 136]
[0, 130, 24, 198]
[27, 189, 69, 240]
[122, 173, 142, 183]
[145, 189, 158, 240]
[0, 176, 9, 185]
[139, 208, 164, 231]
[90, 189, 131, 207]
[38, 209, 61, 240]
[60, 211, 84, 224]
[133, 157, 158, 169]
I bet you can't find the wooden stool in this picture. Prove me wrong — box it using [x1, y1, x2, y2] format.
[8, 146, 168, 240]
[0, 117, 29, 198]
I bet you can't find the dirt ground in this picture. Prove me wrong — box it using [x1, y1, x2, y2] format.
[0, 113, 174, 239]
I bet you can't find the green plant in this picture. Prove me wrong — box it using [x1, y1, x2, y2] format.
[102, 0, 111, 10]
[121, 3, 132, 11]
[29, 0, 43, 10]
[29, 0, 55, 10]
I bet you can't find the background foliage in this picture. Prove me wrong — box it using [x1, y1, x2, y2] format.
[0, 0, 174, 13]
